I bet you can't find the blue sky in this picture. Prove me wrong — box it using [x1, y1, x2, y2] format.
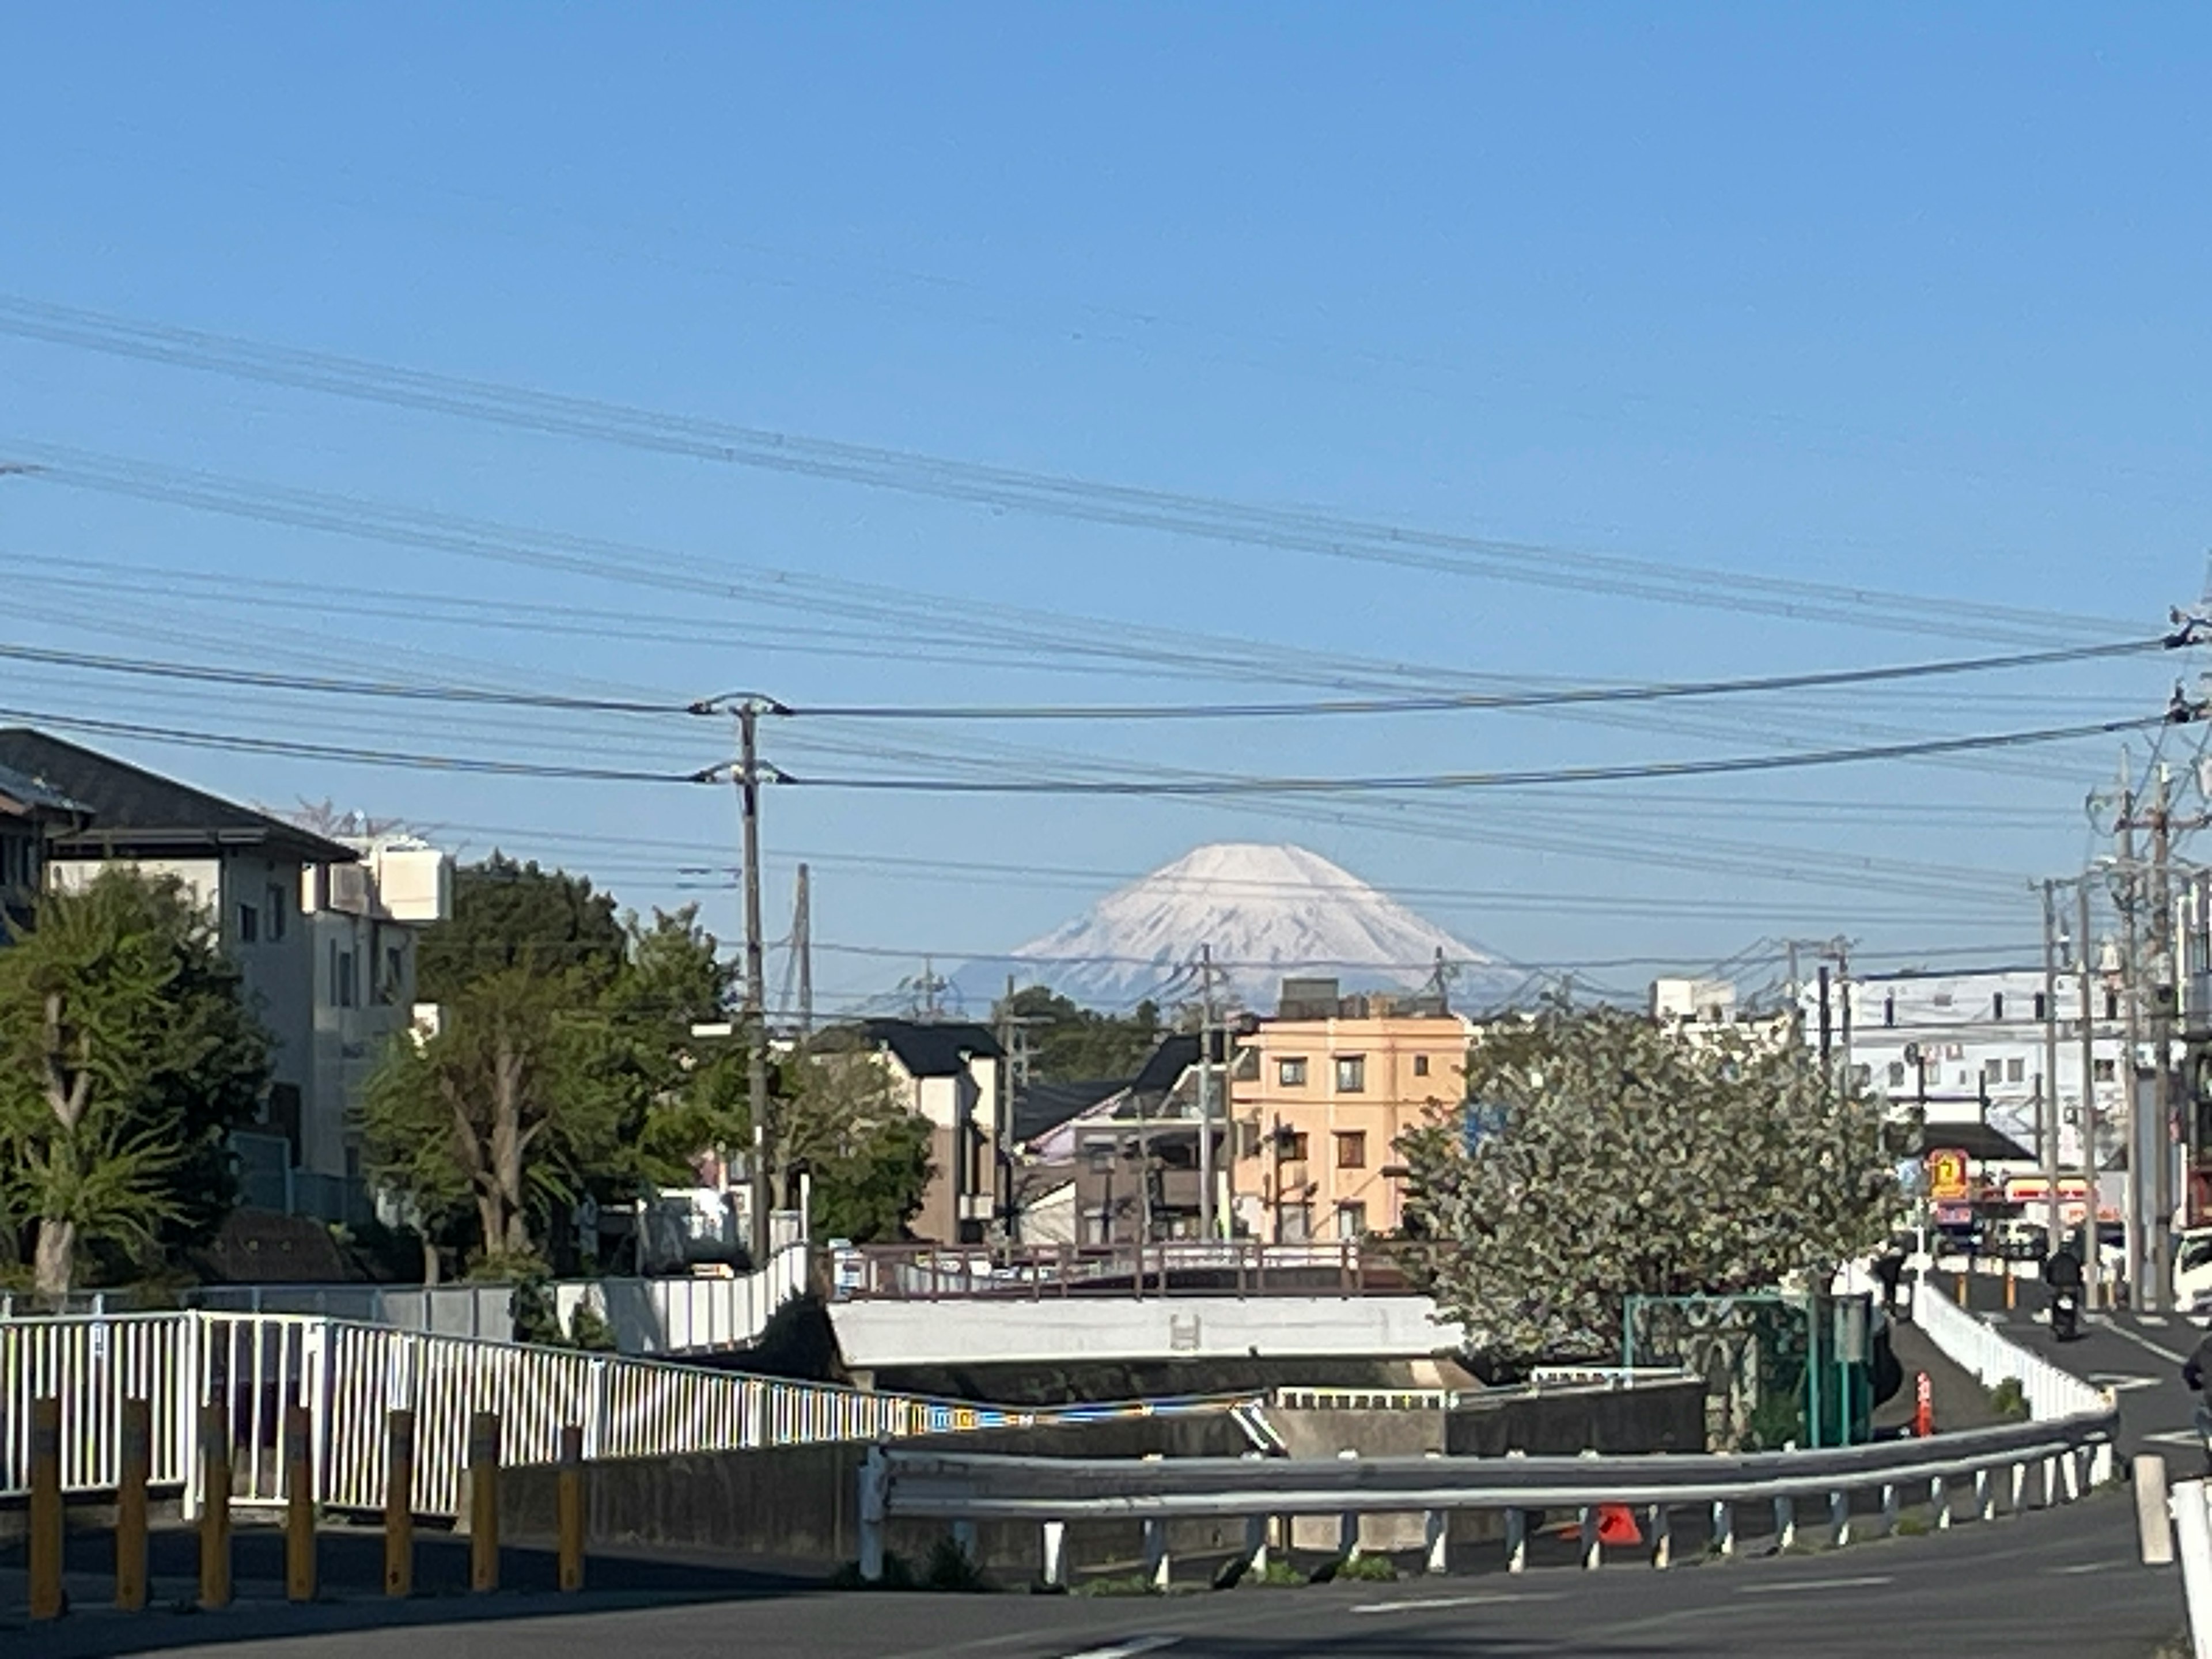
[2, 6, 2207, 1013]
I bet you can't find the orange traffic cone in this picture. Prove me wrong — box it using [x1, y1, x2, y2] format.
[1596, 1504, 1643, 1547]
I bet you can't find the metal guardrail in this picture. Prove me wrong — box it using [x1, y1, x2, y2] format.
[1271, 1369, 1699, 1414]
[0, 1309, 1084, 1522]
[859, 1403, 2120, 1582]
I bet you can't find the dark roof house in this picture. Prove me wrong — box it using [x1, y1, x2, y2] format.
[0, 729, 353, 865]
[1013, 1076, 1131, 1145]
[858, 1018, 1006, 1078]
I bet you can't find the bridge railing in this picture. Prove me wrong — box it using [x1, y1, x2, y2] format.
[0, 1308, 1040, 1521]
[861, 1403, 2120, 1583]
[835, 1240, 1400, 1300]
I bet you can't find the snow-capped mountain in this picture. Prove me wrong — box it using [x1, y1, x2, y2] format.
[956, 842, 1513, 1012]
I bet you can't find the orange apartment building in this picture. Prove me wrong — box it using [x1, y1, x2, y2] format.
[1229, 977, 1470, 1241]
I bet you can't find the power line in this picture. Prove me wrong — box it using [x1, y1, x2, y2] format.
[0, 294, 2139, 645]
[2, 628, 2175, 731]
[767, 708, 2196, 796]
[779, 632, 2186, 721]
[0, 707, 711, 783]
[0, 640, 703, 715]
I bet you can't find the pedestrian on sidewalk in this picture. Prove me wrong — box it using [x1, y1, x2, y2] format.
[1873, 1239, 1908, 1323]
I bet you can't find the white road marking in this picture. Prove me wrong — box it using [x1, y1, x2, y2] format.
[2144, 1430, 2205, 1447]
[2052, 1559, 2129, 1575]
[1054, 1641, 1181, 1659]
[1735, 1574, 1893, 1596]
[2138, 1314, 2171, 1327]
[2086, 1373, 2161, 1392]
[1353, 1592, 1565, 1615]
[2106, 1321, 2191, 1366]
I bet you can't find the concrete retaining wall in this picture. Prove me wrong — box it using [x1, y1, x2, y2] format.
[500, 1413, 1252, 1583]
[829, 1296, 1465, 1369]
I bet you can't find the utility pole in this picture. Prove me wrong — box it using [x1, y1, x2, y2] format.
[2116, 755, 2168, 1309]
[2080, 877, 2103, 1309]
[1197, 946, 1217, 1241]
[2153, 764, 2179, 1301]
[792, 862, 812, 1039]
[2040, 879, 2063, 1256]
[736, 702, 771, 1266]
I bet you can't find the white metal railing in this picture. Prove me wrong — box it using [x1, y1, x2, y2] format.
[1914, 1282, 2112, 1431]
[0, 1308, 1025, 1521]
[24, 1243, 816, 1357]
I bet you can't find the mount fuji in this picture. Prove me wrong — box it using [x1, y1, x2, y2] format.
[955, 843, 1516, 1012]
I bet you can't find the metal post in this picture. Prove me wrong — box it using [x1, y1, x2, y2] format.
[28, 1396, 62, 1622]
[2173, 1478, 2212, 1659]
[858, 1446, 887, 1583]
[2138, 1454, 2176, 1566]
[285, 1403, 316, 1603]
[468, 1411, 500, 1593]
[1043, 1518, 1070, 1588]
[116, 1396, 150, 1611]
[199, 1402, 232, 1609]
[384, 1408, 415, 1597]
[1711, 1500, 1734, 1558]
[557, 1424, 585, 1593]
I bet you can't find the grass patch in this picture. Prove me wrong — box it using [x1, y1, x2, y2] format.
[1892, 1515, 1931, 1537]
[1248, 1558, 1308, 1588]
[1335, 1553, 1400, 1582]
[1987, 1377, 2031, 1422]
[828, 1537, 992, 1593]
[1075, 1573, 1160, 1597]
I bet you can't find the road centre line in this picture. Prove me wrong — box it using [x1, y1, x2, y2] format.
[2105, 1321, 2190, 1366]
[1734, 1574, 1893, 1596]
[1353, 1592, 1565, 1615]
[1053, 1641, 1181, 1659]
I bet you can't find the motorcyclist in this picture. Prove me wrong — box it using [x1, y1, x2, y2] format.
[2183, 1330, 2212, 1472]
[2043, 1243, 2084, 1340]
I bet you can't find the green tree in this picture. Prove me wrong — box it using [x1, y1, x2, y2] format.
[418, 853, 626, 1003]
[0, 869, 271, 1294]
[1398, 1002, 1895, 1364]
[997, 985, 1162, 1081]
[778, 1047, 935, 1243]
[363, 862, 746, 1268]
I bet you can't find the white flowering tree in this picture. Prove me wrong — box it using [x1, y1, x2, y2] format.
[1398, 1002, 1895, 1366]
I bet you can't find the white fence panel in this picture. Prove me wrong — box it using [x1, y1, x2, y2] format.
[1914, 1283, 2109, 1423]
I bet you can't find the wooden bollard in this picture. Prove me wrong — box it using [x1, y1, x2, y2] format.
[468, 1411, 501, 1593]
[199, 1402, 232, 1609]
[285, 1403, 317, 1603]
[28, 1396, 63, 1622]
[116, 1397, 151, 1612]
[384, 1408, 415, 1598]
[557, 1424, 585, 1593]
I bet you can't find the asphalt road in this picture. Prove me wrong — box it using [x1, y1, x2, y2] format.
[1, 1494, 2181, 1659]
[7, 1290, 2200, 1658]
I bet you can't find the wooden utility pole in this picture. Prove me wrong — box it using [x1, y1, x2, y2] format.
[738, 702, 770, 1264]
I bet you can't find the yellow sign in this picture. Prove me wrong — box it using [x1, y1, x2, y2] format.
[1926, 1148, 1971, 1203]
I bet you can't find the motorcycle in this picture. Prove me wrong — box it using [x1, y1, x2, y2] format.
[2051, 1285, 2081, 1342]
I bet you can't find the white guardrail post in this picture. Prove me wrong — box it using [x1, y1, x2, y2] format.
[2174, 1479, 2212, 1659]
